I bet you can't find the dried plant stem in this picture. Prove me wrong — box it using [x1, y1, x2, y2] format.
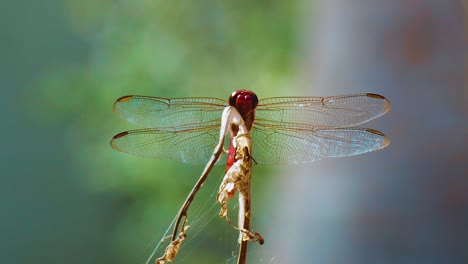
[236, 188, 251, 264]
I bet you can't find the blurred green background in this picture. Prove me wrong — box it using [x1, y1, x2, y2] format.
[2, 1, 299, 263]
[2, 0, 466, 264]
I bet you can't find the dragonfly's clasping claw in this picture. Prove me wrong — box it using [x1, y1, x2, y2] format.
[251, 156, 258, 165]
[240, 228, 265, 245]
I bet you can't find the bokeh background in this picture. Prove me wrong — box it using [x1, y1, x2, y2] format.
[2, 0, 466, 263]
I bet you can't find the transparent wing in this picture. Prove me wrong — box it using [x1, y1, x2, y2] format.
[111, 93, 390, 164]
[251, 122, 390, 164]
[113, 95, 227, 128]
[256, 93, 390, 127]
[110, 125, 227, 164]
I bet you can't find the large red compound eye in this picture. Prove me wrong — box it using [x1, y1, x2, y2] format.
[228, 90, 259, 112]
[228, 91, 239, 106]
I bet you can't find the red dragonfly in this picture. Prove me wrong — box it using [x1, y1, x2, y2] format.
[111, 90, 390, 264]
[111, 90, 390, 165]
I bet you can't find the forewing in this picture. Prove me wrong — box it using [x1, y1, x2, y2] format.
[251, 122, 389, 164]
[256, 93, 390, 127]
[110, 125, 226, 164]
[113, 95, 227, 128]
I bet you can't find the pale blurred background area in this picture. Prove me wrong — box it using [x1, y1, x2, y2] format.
[1, 0, 466, 264]
[265, 1, 466, 264]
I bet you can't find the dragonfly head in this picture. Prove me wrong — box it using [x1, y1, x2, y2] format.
[229, 90, 259, 114]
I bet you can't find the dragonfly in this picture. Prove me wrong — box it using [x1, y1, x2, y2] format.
[110, 90, 391, 264]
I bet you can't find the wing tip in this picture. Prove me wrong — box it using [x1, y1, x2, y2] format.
[112, 131, 129, 140]
[111, 131, 129, 146]
[110, 131, 130, 151]
[116, 95, 134, 102]
[366, 93, 391, 112]
[366, 128, 390, 148]
[113, 95, 134, 112]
